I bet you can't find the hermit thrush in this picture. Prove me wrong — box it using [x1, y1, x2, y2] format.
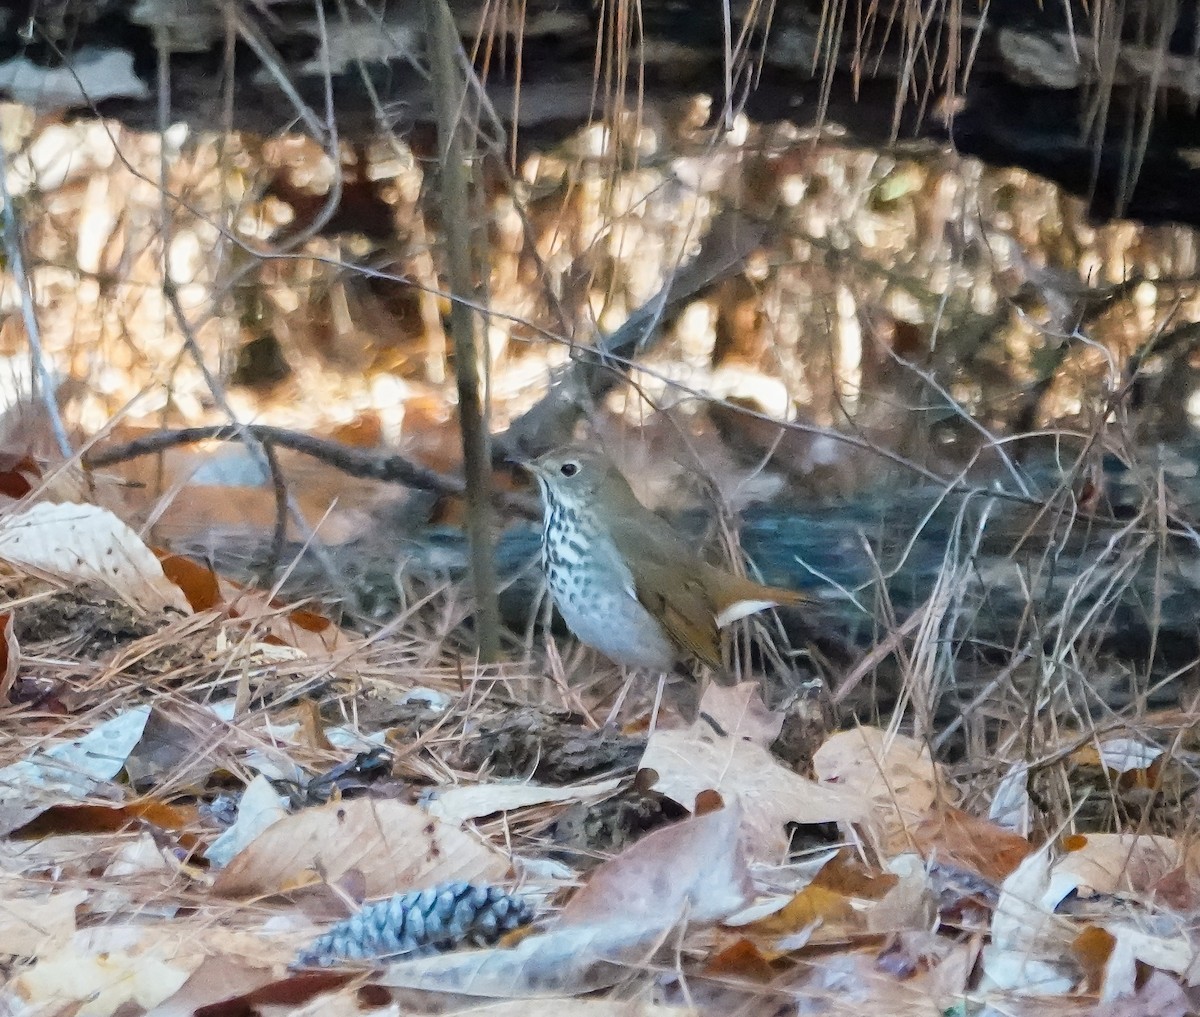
[521, 445, 809, 675]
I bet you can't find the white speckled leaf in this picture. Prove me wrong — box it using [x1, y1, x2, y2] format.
[0, 502, 190, 614]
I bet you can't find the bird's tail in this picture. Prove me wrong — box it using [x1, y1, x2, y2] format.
[712, 574, 812, 628]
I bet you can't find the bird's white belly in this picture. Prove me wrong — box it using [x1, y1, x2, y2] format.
[551, 583, 679, 671]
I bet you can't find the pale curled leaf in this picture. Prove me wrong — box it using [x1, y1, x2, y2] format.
[0, 502, 190, 613]
[693, 683, 784, 745]
[0, 611, 16, 700]
[990, 761, 1033, 835]
[213, 798, 509, 899]
[642, 718, 866, 860]
[982, 848, 1077, 995]
[372, 927, 633, 1000]
[0, 705, 152, 836]
[1097, 738, 1163, 774]
[12, 924, 199, 1017]
[1045, 834, 1183, 909]
[559, 800, 752, 928]
[985, 829, 1189, 998]
[812, 727, 943, 856]
[204, 774, 289, 868]
[1101, 922, 1198, 1002]
[424, 778, 624, 825]
[0, 886, 86, 959]
[1089, 970, 1190, 1017]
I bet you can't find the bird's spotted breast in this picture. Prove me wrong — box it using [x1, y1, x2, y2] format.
[536, 493, 679, 671]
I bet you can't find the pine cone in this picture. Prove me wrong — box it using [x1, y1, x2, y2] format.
[295, 881, 533, 968]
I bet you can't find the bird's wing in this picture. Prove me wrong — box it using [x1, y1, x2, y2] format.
[607, 515, 723, 668]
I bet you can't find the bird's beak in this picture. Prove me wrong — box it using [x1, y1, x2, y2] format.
[505, 451, 542, 477]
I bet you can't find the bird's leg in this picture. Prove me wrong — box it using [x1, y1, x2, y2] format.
[649, 672, 666, 734]
[604, 667, 638, 727]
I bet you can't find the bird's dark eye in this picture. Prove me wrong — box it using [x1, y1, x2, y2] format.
[560, 461, 579, 477]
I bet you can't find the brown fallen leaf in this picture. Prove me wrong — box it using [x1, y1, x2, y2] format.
[218, 579, 356, 657]
[11, 799, 200, 846]
[813, 850, 900, 900]
[911, 806, 1033, 884]
[190, 971, 354, 1017]
[156, 552, 222, 612]
[559, 798, 753, 928]
[704, 937, 778, 982]
[744, 883, 857, 937]
[1073, 926, 1117, 994]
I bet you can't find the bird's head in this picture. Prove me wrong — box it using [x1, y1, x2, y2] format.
[521, 445, 632, 512]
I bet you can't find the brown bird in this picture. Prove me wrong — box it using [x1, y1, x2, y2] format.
[521, 445, 810, 676]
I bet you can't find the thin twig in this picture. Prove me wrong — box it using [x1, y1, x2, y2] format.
[261, 439, 289, 583]
[83, 423, 539, 516]
[0, 143, 72, 457]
